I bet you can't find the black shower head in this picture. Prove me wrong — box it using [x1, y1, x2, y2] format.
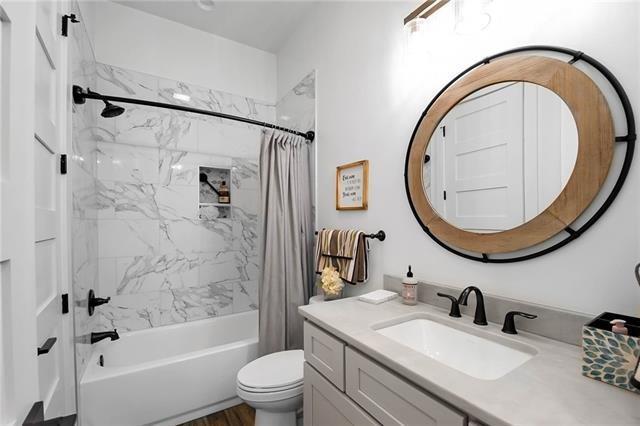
[101, 100, 125, 118]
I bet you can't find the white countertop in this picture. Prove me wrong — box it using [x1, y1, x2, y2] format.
[299, 297, 640, 426]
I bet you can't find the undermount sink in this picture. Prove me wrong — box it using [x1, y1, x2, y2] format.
[375, 317, 537, 380]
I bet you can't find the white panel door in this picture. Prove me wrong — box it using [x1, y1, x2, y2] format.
[34, 0, 70, 419]
[0, 1, 40, 425]
[443, 82, 524, 232]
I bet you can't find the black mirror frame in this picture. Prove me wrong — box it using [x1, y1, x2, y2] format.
[404, 45, 636, 263]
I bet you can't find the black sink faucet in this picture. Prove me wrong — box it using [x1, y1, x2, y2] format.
[90, 330, 119, 344]
[458, 286, 488, 326]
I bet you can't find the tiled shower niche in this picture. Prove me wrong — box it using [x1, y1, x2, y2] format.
[199, 166, 232, 219]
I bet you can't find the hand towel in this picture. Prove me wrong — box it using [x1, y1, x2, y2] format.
[315, 229, 368, 284]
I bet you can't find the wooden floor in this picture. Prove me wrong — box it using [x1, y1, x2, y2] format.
[179, 404, 255, 426]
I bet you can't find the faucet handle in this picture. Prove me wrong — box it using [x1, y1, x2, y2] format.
[502, 311, 537, 334]
[437, 293, 461, 318]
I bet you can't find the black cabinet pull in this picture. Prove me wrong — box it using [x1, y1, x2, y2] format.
[37, 337, 57, 356]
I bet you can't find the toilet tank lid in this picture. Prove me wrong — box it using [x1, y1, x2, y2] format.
[237, 349, 304, 389]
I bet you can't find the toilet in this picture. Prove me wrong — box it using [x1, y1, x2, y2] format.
[236, 349, 304, 426]
[237, 297, 323, 426]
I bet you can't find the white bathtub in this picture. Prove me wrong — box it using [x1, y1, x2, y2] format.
[80, 310, 258, 426]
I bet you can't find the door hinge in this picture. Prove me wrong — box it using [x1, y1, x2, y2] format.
[442, 126, 446, 137]
[443, 190, 447, 200]
[61, 14, 79, 37]
[61, 293, 69, 314]
[60, 154, 67, 175]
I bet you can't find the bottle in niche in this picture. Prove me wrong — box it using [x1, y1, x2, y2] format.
[218, 180, 230, 204]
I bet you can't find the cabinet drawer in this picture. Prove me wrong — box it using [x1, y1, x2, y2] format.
[304, 362, 378, 426]
[304, 321, 345, 390]
[346, 348, 466, 426]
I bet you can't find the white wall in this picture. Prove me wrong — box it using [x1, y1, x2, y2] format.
[277, 0, 640, 316]
[92, 1, 277, 102]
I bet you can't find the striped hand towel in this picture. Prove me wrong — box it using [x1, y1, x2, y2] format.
[315, 229, 368, 284]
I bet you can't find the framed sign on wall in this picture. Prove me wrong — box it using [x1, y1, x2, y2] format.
[336, 160, 369, 210]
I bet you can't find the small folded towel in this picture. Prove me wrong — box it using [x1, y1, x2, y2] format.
[315, 229, 368, 284]
[358, 290, 398, 305]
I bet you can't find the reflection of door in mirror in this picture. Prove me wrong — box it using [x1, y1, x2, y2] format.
[424, 82, 578, 233]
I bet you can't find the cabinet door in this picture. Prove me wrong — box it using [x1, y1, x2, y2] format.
[304, 320, 345, 390]
[345, 348, 466, 426]
[304, 363, 378, 426]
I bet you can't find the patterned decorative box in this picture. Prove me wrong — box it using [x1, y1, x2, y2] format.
[582, 312, 640, 393]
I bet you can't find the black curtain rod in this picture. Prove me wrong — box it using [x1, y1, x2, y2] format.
[72, 85, 315, 142]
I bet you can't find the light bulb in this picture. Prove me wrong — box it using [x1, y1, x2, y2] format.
[454, 0, 491, 34]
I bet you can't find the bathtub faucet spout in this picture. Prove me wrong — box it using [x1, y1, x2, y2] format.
[90, 330, 120, 344]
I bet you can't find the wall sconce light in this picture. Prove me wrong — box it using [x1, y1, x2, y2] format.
[454, 0, 492, 34]
[404, 0, 492, 34]
[404, 0, 450, 26]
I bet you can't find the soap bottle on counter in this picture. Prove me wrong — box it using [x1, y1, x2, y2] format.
[610, 319, 629, 335]
[402, 265, 418, 305]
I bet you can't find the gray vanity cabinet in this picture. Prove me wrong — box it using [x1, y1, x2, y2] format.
[345, 348, 466, 426]
[304, 363, 378, 426]
[304, 320, 467, 426]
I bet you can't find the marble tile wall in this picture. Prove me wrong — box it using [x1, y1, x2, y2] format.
[89, 63, 269, 332]
[70, 0, 100, 383]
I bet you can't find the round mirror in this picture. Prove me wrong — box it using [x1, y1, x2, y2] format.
[422, 82, 578, 233]
[405, 54, 616, 257]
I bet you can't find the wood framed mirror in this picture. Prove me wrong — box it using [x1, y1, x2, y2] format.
[405, 46, 635, 262]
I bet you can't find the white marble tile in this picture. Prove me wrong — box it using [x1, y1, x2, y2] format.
[171, 283, 233, 322]
[198, 251, 243, 286]
[156, 185, 199, 220]
[98, 257, 118, 297]
[96, 181, 160, 220]
[158, 150, 230, 186]
[114, 105, 198, 151]
[113, 105, 166, 148]
[98, 219, 159, 258]
[197, 120, 261, 158]
[233, 280, 258, 313]
[96, 142, 159, 184]
[160, 219, 231, 254]
[276, 71, 316, 133]
[96, 290, 177, 332]
[115, 253, 200, 294]
[96, 63, 159, 101]
[231, 158, 259, 191]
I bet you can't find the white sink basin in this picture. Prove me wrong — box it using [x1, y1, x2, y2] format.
[375, 318, 536, 380]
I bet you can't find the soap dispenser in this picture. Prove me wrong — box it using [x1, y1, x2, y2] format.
[402, 265, 418, 305]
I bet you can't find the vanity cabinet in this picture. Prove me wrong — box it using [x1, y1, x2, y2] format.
[304, 363, 378, 426]
[303, 320, 468, 426]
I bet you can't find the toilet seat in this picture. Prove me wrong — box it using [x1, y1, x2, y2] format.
[236, 349, 304, 403]
[236, 382, 303, 403]
[237, 349, 304, 391]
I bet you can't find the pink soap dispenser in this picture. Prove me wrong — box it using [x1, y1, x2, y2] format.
[610, 319, 629, 335]
[402, 265, 418, 305]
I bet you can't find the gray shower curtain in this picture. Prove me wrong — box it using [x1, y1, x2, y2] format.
[258, 129, 314, 355]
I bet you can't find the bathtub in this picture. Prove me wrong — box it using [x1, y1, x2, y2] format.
[80, 310, 258, 426]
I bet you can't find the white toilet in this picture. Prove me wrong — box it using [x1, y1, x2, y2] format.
[236, 349, 304, 426]
[237, 297, 325, 425]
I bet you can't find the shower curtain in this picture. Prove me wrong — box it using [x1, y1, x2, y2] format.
[258, 129, 314, 355]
